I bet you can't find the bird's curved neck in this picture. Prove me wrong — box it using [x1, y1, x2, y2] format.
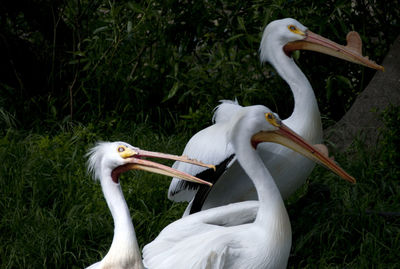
[269, 49, 322, 141]
[232, 122, 291, 267]
[233, 135, 289, 226]
[100, 170, 144, 268]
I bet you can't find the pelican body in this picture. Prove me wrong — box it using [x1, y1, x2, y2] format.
[168, 18, 382, 214]
[84, 142, 212, 269]
[143, 105, 354, 268]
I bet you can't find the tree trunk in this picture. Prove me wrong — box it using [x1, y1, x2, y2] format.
[325, 35, 400, 151]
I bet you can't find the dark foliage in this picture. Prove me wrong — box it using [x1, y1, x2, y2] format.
[0, 1, 399, 267]
[1, 0, 399, 133]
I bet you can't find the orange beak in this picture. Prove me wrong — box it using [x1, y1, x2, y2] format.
[284, 30, 383, 71]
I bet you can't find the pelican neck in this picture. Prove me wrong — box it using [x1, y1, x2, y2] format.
[100, 170, 143, 268]
[232, 132, 287, 225]
[269, 49, 322, 141]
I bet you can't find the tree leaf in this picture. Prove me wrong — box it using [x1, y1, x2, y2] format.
[162, 82, 180, 102]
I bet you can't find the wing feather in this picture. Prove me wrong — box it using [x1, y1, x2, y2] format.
[168, 101, 243, 202]
[212, 99, 242, 123]
[142, 201, 259, 269]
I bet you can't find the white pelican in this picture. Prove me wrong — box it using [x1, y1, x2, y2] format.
[143, 105, 355, 268]
[84, 141, 213, 269]
[168, 18, 382, 214]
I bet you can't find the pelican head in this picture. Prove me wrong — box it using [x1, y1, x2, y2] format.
[230, 106, 356, 184]
[87, 141, 213, 185]
[260, 18, 383, 70]
[87, 141, 135, 182]
[259, 18, 309, 62]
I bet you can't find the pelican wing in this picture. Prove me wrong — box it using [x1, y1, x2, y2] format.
[168, 101, 243, 202]
[142, 201, 259, 269]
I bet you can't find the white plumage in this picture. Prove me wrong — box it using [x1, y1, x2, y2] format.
[168, 18, 382, 214]
[145, 107, 291, 269]
[84, 142, 213, 269]
[86, 142, 144, 269]
[144, 105, 354, 268]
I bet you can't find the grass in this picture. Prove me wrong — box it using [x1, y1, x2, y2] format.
[0, 106, 399, 268]
[0, 122, 189, 268]
[287, 105, 400, 268]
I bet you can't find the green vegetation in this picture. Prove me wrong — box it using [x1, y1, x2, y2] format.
[1, 0, 399, 268]
[1, 106, 399, 268]
[1, 0, 399, 131]
[287, 105, 400, 268]
[0, 122, 189, 268]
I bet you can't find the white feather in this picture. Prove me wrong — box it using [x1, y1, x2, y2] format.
[144, 106, 293, 269]
[168, 18, 322, 210]
[167, 103, 242, 201]
[212, 99, 241, 123]
[85, 141, 144, 269]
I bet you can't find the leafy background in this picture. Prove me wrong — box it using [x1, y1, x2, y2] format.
[1, 0, 398, 131]
[0, 0, 399, 268]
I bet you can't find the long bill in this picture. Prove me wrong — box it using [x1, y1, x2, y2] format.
[113, 148, 213, 186]
[125, 158, 212, 186]
[283, 30, 384, 71]
[134, 149, 216, 171]
[251, 123, 356, 183]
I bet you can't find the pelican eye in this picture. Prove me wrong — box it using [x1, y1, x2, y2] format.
[265, 113, 281, 127]
[118, 146, 137, 158]
[288, 25, 305, 36]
